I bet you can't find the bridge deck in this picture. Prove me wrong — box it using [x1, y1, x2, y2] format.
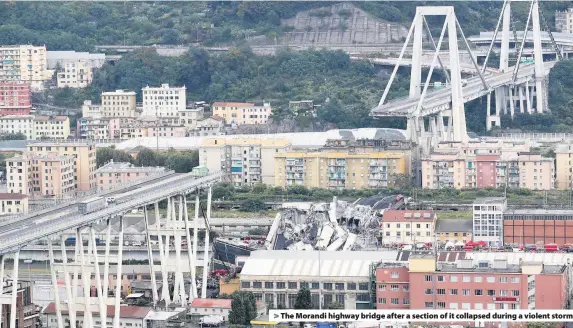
[0, 172, 224, 255]
[371, 62, 555, 117]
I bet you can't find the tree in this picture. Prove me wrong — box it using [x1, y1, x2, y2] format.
[294, 287, 312, 309]
[135, 148, 157, 167]
[218, 293, 233, 299]
[0, 132, 26, 140]
[240, 199, 267, 212]
[328, 302, 344, 309]
[96, 147, 134, 168]
[228, 291, 257, 325]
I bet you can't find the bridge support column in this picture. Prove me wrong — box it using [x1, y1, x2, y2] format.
[509, 87, 515, 117]
[114, 217, 124, 328]
[531, 0, 546, 113]
[48, 241, 64, 328]
[486, 92, 501, 131]
[0, 251, 23, 328]
[519, 87, 525, 113]
[144, 207, 159, 306]
[192, 194, 200, 300]
[526, 82, 533, 114]
[202, 186, 213, 299]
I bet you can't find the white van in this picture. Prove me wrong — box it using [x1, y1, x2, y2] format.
[106, 197, 116, 204]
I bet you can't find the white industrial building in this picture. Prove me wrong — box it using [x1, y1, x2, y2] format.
[239, 250, 400, 310]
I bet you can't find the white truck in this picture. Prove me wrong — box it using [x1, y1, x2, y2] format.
[199, 315, 223, 327]
[78, 197, 107, 215]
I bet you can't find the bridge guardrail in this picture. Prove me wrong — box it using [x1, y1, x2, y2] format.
[0, 171, 224, 255]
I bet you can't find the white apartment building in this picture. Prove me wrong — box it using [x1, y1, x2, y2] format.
[142, 84, 186, 117]
[177, 107, 204, 128]
[46, 51, 106, 70]
[0, 45, 54, 91]
[0, 115, 70, 140]
[6, 156, 30, 194]
[556, 9, 573, 34]
[56, 60, 93, 88]
[472, 197, 507, 246]
[81, 100, 103, 118]
[0, 115, 34, 139]
[102, 90, 137, 117]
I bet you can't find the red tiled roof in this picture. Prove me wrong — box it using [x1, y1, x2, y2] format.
[0, 193, 28, 200]
[43, 303, 150, 319]
[213, 102, 254, 108]
[381, 210, 436, 222]
[191, 298, 232, 309]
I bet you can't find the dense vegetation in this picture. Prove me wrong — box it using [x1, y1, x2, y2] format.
[0, 2, 569, 50]
[96, 147, 199, 173]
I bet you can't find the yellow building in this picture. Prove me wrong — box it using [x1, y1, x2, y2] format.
[200, 138, 291, 186]
[101, 90, 137, 117]
[212, 102, 272, 126]
[6, 155, 31, 194]
[219, 278, 240, 295]
[56, 60, 93, 88]
[434, 218, 473, 244]
[555, 143, 573, 190]
[33, 154, 75, 198]
[0, 193, 28, 215]
[33, 116, 70, 140]
[27, 141, 97, 191]
[0, 45, 54, 91]
[274, 150, 408, 189]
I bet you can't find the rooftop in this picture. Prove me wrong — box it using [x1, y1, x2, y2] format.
[0, 193, 27, 200]
[34, 116, 68, 122]
[435, 218, 473, 233]
[200, 137, 291, 148]
[240, 250, 400, 278]
[190, 298, 232, 309]
[381, 210, 435, 222]
[504, 208, 573, 216]
[95, 161, 166, 173]
[473, 197, 506, 204]
[116, 128, 407, 151]
[44, 303, 151, 318]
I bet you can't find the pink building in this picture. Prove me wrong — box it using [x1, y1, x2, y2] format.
[95, 161, 165, 191]
[476, 154, 499, 188]
[376, 255, 569, 327]
[0, 82, 31, 116]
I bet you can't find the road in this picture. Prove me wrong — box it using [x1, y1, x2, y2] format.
[0, 172, 223, 255]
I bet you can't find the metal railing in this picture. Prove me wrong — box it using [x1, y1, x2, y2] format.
[0, 171, 224, 255]
[0, 170, 176, 226]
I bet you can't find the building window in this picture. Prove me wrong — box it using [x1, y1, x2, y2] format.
[276, 282, 286, 289]
[450, 275, 458, 282]
[391, 272, 399, 278]
[450, 289, 458, 295]
[300, 282, 309, 289]
[288, 282, 297, 289]
[500, 277, 508, 283]
[378, 298, 386, 304]
[437, 289, 445, 295]
[500, 290, 508, 296]
[512, 290, 520, 297]
[347, 282, 356, 290]
[475, 289, 483, 296]
[241, 281, 251, 288]
[358, 283, 369, 290]
[474, 276, 483, 283]
[487, 289, 495, 296]
[425, 289, 433, 295]
[462, 289, 470, 296]
[487, 276, 495, 283]
[391, 298, 399, 305]
[323, 283, 333, 290]
[425, 275, 432, 282]
[390, 285, 399, 292]
[462, 276, 471, 282]
[311, 282, 319, 289]
[403, 298, 410, 305]
[403, 285, 409, 292]
[264, 282, 273, 289]
[378, 284, 386, 291]
[511, 277, 520, 284]
[253, 281, 262, 288]
[437, 302, 446, 309]
[425, 302, 434, 308]
[437, 275, 444, 282]
[335, 283, 344, 290]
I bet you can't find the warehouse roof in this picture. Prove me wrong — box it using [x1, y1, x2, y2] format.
[115, 128, 407, 151]
[467, 252, 573, 265]
[240, 250, 399, 278]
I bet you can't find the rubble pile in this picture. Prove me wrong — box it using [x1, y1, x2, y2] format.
[271, 196, 396, 251]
